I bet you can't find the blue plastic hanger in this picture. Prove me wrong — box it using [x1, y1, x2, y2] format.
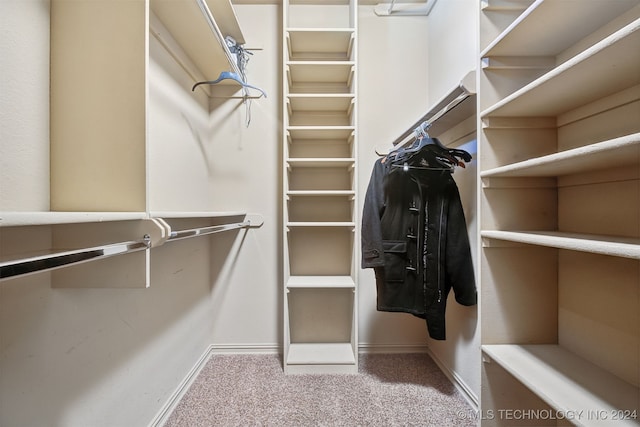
[192, 71, 267, 98]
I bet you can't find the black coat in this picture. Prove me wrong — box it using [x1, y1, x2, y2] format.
[361, 158, 477, 340]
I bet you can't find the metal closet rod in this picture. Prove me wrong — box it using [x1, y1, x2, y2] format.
[0, 237, 151, 281]
[0, 218, 258, 281]
[167, 220, 252, 242]
[392, 83, 473, 148]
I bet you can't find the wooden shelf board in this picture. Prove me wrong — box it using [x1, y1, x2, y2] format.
[481, 230, 640, 259]
[287, 28, 354, 56]
[483, 345, 640, 426]
[481, 133, 640, 178]
[148, 211, 246, 219]
[287, 62, 355, 84]
[482, 19, 640, 118]
[0, 212, 147, 227]
[287, 222, 355, 227]
[287, 275, 355, 289]
[287, 158, 355, 167]
[288, 127, 355, 138]
[481, 0, 532, 12]
[286, 343, 356, 365]
[288, 94, 355, 112]
[287, 190, 355, 197]
[481, 0, 639, 57]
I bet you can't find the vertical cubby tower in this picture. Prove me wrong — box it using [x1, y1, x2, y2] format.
[282, 0, 358, 374]
[478, 0, 640, 424]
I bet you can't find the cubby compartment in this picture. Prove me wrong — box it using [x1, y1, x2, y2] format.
[287, 62, 355, 95]
[286, 2, 354, 29]
[287, 128, 354, 158]
[287, 226, 354, 277]
[481, 245, 559, 344]
[285, 287, 356, 373]
[287, 29, 355, 62]
[287, 163, 354, 192]
[287, 94, 355, 127]
[287, 195, 354, 223]
[287, 288, 354, 343]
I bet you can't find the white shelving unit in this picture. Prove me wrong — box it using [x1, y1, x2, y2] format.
[483, 345, 640, 427]
[0, 0, 249, 288]
[479, 1, 640, 425]
[283, 0, 358, 374]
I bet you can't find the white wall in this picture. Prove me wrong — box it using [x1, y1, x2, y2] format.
[427, 0, 478, 102]
[357, 6, 434, 350]
[0, 0, 50, 210]
[202, 4, 282, 350]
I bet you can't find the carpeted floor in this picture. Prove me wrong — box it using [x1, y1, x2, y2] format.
[164, 353, 477, 426]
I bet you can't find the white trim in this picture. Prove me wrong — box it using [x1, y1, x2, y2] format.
[209, 343, 280, 354]
[424, 346, 479, 410]
[358, 342, 429, 354]
[148, 345, 216, 427]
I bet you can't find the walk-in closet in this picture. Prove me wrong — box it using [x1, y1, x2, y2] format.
[1, 0, 638, 426]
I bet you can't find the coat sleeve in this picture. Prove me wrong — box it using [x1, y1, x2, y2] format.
[361, 159, 386, 268]
[445, 179, 478, 306]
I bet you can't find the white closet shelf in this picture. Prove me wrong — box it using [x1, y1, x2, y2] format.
[481, 0, 639, 57]
[287, 62, 355, 85]
[286, 343, 356, 366]
[287, 275, 355, 289]
[481, 18, 640, 118]
[0, 211, 147, 227]
[287, 158, 355, 168]
[288, 127, 355, 140]
[0, 211, 255, 227]
[287, 222, 355, 227]
[288, 94, 355, 112]
[481, 0, 532, 12]
[148, 211, 247, 219]
[481, 230, 640, 259]
[289, 0, 351, 5]
[150, 0, 244, 87]
[481, 133, 640, 178]
[482, 345, 640, 427]
[287, 29, 354, 60]
[287, 190, 355, 197]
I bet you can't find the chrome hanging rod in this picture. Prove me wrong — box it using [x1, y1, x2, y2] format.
[0, 236, 151, 282]
[167, 221, 252, 242]
[393, 85, 472, 148]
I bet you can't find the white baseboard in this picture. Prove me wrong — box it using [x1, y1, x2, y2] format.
[424, 346, 479, 411]
[358, 342, 430, 354]
[148, 343, 280, 427]
[148, 345, 216, 427]
[209, 343, 280, 354]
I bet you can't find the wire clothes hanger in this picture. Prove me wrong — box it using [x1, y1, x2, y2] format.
[192, 71, 267, 98]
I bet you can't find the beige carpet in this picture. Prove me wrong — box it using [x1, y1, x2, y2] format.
[165, 353, 476, 427]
